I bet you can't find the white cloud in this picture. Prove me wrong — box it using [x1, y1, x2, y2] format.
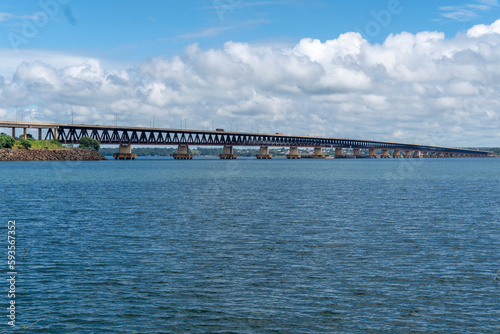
[1, 20, 500, 146]
[440, 0, 499, 21]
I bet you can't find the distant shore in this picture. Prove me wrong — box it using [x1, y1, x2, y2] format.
[0, 148, 107, 161]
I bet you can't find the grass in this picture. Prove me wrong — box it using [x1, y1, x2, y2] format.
[12, 139, 69, 150]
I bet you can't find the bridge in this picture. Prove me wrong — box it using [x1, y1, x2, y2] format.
[0, 121, 490, 159]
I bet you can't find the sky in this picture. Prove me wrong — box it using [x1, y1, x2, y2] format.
[1, 0, 500, 146]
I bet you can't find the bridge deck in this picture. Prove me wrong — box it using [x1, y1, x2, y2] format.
[0, 121, 490, 156]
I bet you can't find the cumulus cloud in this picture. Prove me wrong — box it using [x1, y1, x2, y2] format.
[1, 20, 500, 146]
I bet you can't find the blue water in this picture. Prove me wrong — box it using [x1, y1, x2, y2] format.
[1, 157, 500, 333]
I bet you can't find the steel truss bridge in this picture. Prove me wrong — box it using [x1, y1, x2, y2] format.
[0, 121, 490, 158]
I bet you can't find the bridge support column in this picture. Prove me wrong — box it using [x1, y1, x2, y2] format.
[335, 148, 343, 158]
[382, 149, 390, 158]
[54, 128, 58, 140]
[405, 150, 412, 158]
[438, 153, 445, 158]
[353, 148, 360, 158]
[286, 146, 301, 159]
[413, 151, 421, 158]
[174, 145, 193, 159]
[369, 148, 376, 158]
[219, 145, 237, 159]
[444, 153, 450, 158]
[423, 152, 429, 158]
[256, 146, 272, 159]
[12, 128, 15, 138]
[23, 128, 27, 140]
[394, 150, 401, 158]
[38, 128, 42, 140]
[430, 152, 437, 158]
[113, 144, 137, 160]
[312, 147, 326, 159]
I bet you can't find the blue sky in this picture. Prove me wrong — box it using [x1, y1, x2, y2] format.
[0, 1, 500, 146]
[2, 0, 500, 60]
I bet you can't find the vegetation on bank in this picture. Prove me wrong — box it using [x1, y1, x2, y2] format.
[98, 146, 500, 157]
[0, 134, 100, 151]
[465, 147, 500, 156]
[99, 147, 338, 157]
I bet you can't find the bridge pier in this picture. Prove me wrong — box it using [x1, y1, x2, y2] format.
[219, 145, 237, 159]
[38, 128, 42, 140]
[174, 145, 193, 159]
[430, 152, 437, 158]
[369, 148, 376, 158]
[113, 144, 137, 160]
[312, 147, 326, 159]
[413, 151, 421, 158]
[353, 148, 360, 158]
[335, 148, 344, 158]
[12, 128, 15, 138]
[382, 149, 390, 158]
[394, 150, 402, 158]
[286, 146, 301, 159]
[423, 152, 429, 158]
[256, 146, 272, 159]
[405, 150, 412, 158]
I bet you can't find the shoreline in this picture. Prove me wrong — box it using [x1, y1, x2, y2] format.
[0, 148, 107, 161]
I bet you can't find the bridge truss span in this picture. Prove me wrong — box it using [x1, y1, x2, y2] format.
[0, 121, 490, 157]
[46, 124, 488, 157]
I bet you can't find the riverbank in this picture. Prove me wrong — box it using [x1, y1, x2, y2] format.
[0, 148, 107, 161]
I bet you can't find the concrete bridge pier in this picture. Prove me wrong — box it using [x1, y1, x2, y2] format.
[219, 145, 237, 159]
[405, 150, 412, 158]
[382, 149, 390, 158]
[335, 148, 343, 158]
[369, 148, 376, 158]
[423, 152, 429, 158]
[38, 128, 43, 140]
[353, 148, 360, 158]
[430, 152, 437, 158]
[174, 145, 193, 160]
[312, 147, 326, 159]
[12, 128, 15, 138]
[256, 146, 272, 159]
[286, 146, 301, 159]
[413, 151, 422, 158]
[394, 150, 402, 158]
[113, 144, 137, 160]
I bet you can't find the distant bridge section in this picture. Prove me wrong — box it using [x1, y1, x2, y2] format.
[0, 121, 490, 159]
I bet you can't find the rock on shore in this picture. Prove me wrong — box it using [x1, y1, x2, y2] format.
[0, 149, 107, 161]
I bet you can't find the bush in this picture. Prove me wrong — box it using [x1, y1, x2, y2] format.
[0, 133, 16, 149]
[79, 136, 100, 151]
[19, 139, 32, 149]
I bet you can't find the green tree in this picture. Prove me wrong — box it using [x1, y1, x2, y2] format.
[79, 136, 100, 151]
[0, 133, 16, 149]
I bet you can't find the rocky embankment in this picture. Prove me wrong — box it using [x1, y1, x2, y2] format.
[0, 149, 107, 161]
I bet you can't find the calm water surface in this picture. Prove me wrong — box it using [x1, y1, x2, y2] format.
[1, 157, 499, 333]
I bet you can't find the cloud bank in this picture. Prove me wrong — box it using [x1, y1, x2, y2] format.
[1, 20, 500, 146]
